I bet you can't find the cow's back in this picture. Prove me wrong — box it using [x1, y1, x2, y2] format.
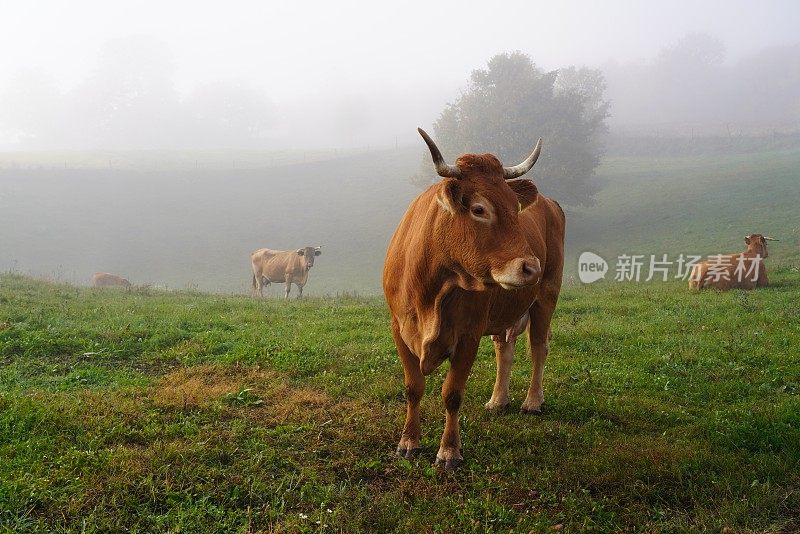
[251, 248, 300, 283]
[690, 253, 766, 290]
[519, 195, 565, 283]
[93, 272, 128, 287]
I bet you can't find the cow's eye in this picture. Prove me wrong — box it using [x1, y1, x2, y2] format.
[471, 205, 486, 216]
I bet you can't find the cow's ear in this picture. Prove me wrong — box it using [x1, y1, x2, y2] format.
[744, 235, 751, 245]
[508, 179, 538, 210]
[296, 249, 305, 256]
[314, 249, 322, 256]
[436, 179, 465, 213]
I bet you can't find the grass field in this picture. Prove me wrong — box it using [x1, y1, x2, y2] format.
[2, 144, 799, 531]
[1, 270, 799, 532]
[567, 147, 800, 275]
[2, 145, 799, 293]
[0, 146, 421, 294]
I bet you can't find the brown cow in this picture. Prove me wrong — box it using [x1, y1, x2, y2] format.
[251, 246, 321, 298]
[688, 234, 777, 290]
[383, 129, 565, 468]
[92, 272, 131, 288]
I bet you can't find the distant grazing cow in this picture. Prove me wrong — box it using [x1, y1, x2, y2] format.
[92, 272, 131, 288]
[688, 234, 777, 290]
[383, 128, 565, 468]
[251, 246, 321, 298]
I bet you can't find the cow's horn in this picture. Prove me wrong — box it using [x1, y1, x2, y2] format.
[763, 236, 779, 241]
[503, 138, 543, 179]
[418, 128, 462, 178]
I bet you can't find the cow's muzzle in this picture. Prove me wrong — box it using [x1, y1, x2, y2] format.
[491, 256, 541, 289]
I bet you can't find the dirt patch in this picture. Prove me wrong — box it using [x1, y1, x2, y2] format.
[152, 364, 340, 421]
[259, 382, 332, 422]
[152, 364, 385, 459]
[153, 364, 278, 409]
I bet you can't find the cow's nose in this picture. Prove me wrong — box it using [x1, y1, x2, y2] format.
[492, 256, 541, 288]
[520, 259, 537, 281]
[517, 257, 541, 285]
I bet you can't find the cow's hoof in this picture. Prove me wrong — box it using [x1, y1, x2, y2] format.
[484, 400, 511, 412]
[434, 456, 464, 470]
[396, 435, 420, 457]
[520, 403, 545, 416]
[434, 446, 463, 470]
[395, 446, 422, 458]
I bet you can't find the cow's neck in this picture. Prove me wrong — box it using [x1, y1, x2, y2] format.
[291, 255, 310, 284]
[405, 241, 487, 370]
[296, 266, 310, 285]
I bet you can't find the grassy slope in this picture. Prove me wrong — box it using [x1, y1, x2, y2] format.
[0, 147, 421, 294]
[2, 147, 800, 531]
[3, 146, 797, 294]
[1, 273, 799, 532]
[568, 147, 800, 276]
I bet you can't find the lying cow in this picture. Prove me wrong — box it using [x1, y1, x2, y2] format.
[251, 246, 321, 298]
[92, 272, 131, 288]
[688, 234, 777, 290]
[383, 128, 565, 468]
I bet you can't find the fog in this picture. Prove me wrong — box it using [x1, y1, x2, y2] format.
[1, 0, 798, 149]
[1, 1, 798, 293]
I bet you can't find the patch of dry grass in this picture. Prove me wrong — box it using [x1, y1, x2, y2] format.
[153, 364, 277, 409]
[153, 364, 338, 424]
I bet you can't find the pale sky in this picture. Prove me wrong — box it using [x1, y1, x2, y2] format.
[1, 0, 798, 148]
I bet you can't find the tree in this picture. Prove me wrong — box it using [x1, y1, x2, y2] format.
[419, 52, 609, 206]
[603, 32, 730, 127]
[187, 80, 273, 148]
[0, 69, 64, 145]
[69, 36, 186, 148]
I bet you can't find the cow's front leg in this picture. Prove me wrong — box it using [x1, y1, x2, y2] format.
[296, 284, 304, 298]
[284, 282, 292, 299]
[436, 335, 479, 469]
[391, 321, 424, 458]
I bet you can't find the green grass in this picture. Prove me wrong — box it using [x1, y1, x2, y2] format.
[2, 272, 798, 532]
[2, 145, 799, 530]
[568, 147, 800, 275]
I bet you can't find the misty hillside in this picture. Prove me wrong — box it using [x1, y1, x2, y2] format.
[3, 143, 799, 294]
[568, 146, 800, 272]
[0, 148, 420, 294]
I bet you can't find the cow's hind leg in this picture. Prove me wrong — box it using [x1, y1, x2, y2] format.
[391, 320, 425, 458]
[261, 278, 271, 297]
[485, 338, 514, 410]
[521, 296, 557, 415]
[260, 278, 271, 297]
[436, 335, 479, 469]
[485, 314, 528, 411]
